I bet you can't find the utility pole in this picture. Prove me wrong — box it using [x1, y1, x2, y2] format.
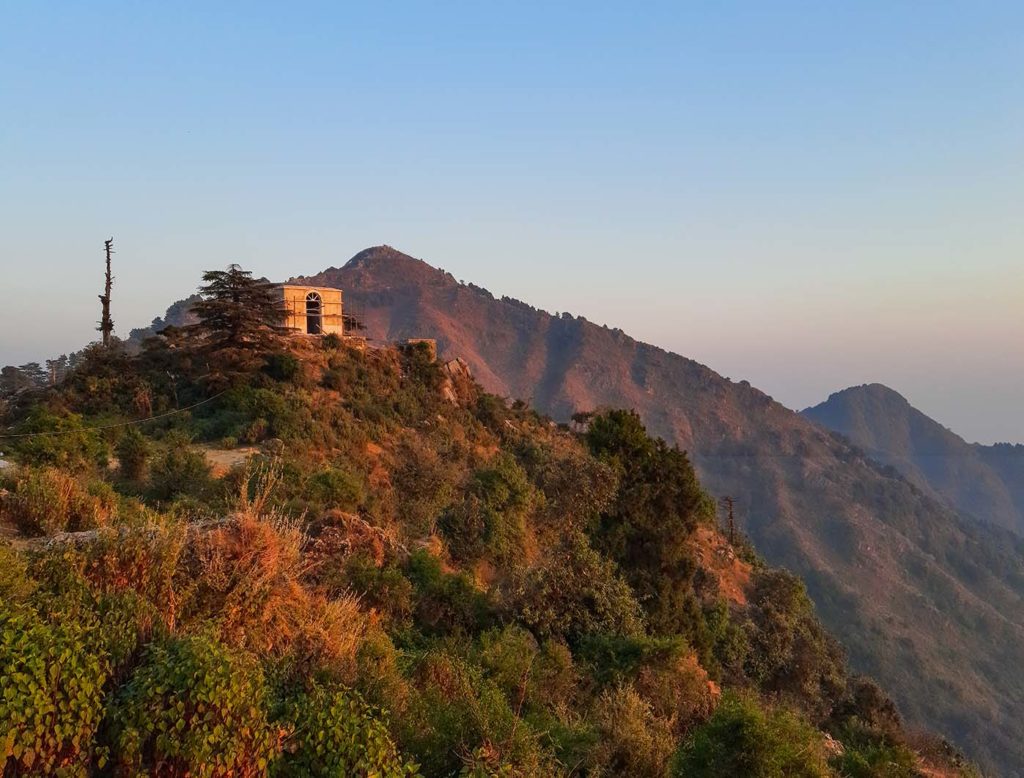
[721, 496, 736, 545]
[98, 238, 114, 347]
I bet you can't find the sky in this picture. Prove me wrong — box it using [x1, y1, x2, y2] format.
[1, 2, 1022, 444]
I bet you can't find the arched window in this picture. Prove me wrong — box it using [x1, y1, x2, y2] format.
[305, 291, 323, 335]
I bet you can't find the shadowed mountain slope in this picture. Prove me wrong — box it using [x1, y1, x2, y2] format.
[803, 384, 1024, 535]
[287, 246, 1024, 774]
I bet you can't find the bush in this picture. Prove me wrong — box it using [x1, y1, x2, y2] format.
[441, 454, 534, 563]
[831, 720, 917, 778]
[116, 426, 151, 481]
[0, 601, 110, 775]
[308, 467, 365, 512]
[274, 684, 419, 777]
[505, 533, 643, 643]
[406, 549, 494, 635]
[181, 513, 367, 682]
[590, 684, 676, 777]
[585, 409, 709, 635]
[0, 544, 35, 601]
[634, 650, 717, 736]
[80, 523, 185, 610]
[392, 435, 457, 537]
[518, 441, 618, 532]
[8, 406, 106, 469]
[401, 649, 554, 776]
[109, 633, 277, 776]
[343, 554, 414, 623]
[264, 352, 300, 382]
[745, 570, 846, 718]
[673, 693, 831, 778]
[147, 433, 214, 502]
[0, 466, 115, 536]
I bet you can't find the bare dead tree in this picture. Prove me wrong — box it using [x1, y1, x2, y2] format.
[721, 495, 736, 545]
[98, 237, 115, 347]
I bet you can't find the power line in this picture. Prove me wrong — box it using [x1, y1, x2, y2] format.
[0, 391, 227, 440]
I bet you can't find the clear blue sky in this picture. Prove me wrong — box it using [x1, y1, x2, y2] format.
[2, 2, 1022, 443]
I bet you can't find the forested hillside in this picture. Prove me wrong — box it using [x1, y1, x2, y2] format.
[0, 266, 975, 776]
[288, 246, 1024, 774]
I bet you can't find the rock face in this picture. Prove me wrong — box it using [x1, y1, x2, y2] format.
[440, 357, 475, 405]
[803, 383, 1024, 535]
[284, 245, 1024, 774]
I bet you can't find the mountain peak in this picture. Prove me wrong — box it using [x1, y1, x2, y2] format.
[344, 244, 420, 269]
[804, 382, 1024, 535]
[822, 383, 910, 408]
[291, 245, 452, 292]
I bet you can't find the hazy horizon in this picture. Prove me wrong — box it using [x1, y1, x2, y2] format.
[2, 3, 1022, 444]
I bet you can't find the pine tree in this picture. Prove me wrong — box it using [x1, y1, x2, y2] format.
[183, 264, 288, 387]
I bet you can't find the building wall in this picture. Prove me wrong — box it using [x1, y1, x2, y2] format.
[278, 285, 344, 336]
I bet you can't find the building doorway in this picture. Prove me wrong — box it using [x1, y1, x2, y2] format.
[305, 291, 323, 335]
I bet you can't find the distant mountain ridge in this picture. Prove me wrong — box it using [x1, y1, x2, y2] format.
[141, 245, 1024, 773]
[803, 383, 1024, 535]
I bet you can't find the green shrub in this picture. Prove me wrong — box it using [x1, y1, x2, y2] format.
[831, 720, 917, 778]
[0, 544, 35, 601]
[147, 433, 214, 502]
[274, 684, 419, 777]
[308, 467, 365, 512]
[355, 628, 412, 712]
[116, 426, 151, 482]
[401, 649, 554, 777]
[518, 441, 618, 531]
[832, 676, 903, 740]
[505, 533, 643, 643]
[109, 633, 277, 776]
[8, 406, 106, 469]
[590, 683, 677, 778]
[745, 569, 847, 718]
[0, 601, 110, 775]
[343, 554, 414, 622]
[321, 367, 345, 391]
[406, 550, 494, 635]
[392, 435, 457, 536]
[264, 352, 300, 382]
[576, 632, 687, 684]
[473, 394, 510, 431]
[321, 332, 342, 350]
[441, 454, 534, 563]
[673, 693, 831, 778]
[584, 409, 708, 635]
[96, 589, 165, 676]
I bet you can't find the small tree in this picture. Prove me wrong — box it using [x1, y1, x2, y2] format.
[585, 409, 710, 636]
[183, 264, 289, 387]
[117, 426, 152, 482]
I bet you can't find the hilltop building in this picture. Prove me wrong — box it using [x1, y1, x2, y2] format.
[276, 284, 344, 336]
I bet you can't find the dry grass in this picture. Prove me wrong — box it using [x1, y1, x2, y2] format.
[0, 466, 114, 536]
[179, 463, 369, 681]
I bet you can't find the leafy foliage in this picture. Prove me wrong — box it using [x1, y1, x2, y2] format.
[585, 409, 710, 635]
[745, 569, 847, 719]
[275, 684, 418, 777]
[505, 532, 644, 642]
[109, 633, 278, 776]
[674, 693, 831, 778]
[0, 601, 109, 776]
